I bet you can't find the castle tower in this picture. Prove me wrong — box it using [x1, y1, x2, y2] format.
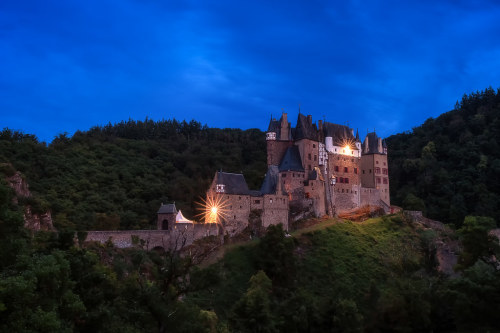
[360, 132, 390, 207]
[266, 112, 292, 167]
[157, 203, 177, 230]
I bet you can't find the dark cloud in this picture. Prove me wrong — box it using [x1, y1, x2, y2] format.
[1, 0, 500, 141]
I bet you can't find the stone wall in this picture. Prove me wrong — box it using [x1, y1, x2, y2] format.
[267, 140, 292, 166]
[304, 179, 326, 217]
[86, 222, 220, 250]
[360, 187, 382, 207]
[221, 194, 251, 236]
[281, 171, 306, 200]
[261, 194, 289, 229]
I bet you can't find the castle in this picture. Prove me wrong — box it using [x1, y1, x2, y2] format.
[157, 112, 390, 239]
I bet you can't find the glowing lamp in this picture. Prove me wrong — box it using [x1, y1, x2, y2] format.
[211, 207, 218, 214]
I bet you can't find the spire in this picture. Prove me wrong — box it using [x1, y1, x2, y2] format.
[355, 128, 360, 142]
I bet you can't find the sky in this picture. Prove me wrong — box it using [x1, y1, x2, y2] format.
[1, 0, 500, 143]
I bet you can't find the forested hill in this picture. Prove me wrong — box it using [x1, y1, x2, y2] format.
[0, 119, 267, 230]
[387, 87, 500, 227]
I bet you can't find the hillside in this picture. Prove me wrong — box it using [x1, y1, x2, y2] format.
[387, 87, 500, 226]
[0, 119, 267, 230]
[187, 215, 500, 332]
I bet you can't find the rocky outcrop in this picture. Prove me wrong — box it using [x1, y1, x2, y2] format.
[404, 210, 459, 276]
[5, 171, 55, 231]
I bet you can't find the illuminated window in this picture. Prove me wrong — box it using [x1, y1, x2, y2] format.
[266, 132, 276, 140]
[216, 184, 225, 193]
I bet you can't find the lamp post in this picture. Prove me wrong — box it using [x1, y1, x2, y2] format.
[330, 176, 337, 217]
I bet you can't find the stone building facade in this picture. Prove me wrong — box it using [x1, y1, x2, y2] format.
[266, 112, 390, 216]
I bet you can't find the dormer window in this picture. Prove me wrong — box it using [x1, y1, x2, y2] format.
[216, 184, 225, 193]
[266, 132, 276, 140]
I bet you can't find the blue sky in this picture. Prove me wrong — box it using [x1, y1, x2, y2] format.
[1, 0, 500, 143]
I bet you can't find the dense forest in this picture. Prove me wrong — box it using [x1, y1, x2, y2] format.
[387, 87, 500, 227]
[0, 119, 267, 230]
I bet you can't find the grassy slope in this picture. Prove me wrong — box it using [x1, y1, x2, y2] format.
[193, 214, 426, 324]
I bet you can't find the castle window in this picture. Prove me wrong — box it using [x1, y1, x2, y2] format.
[369, 169, 372, 173]
[383, 178, 388, 184]
[345, 178, 349, 184]
[266, 132, 276, 140]
[334, 166, 339, 172]
[377, 177, 381, 184]
[342, 189, 345, 193]
[314, 155, 317, 161]
[351, 159, 354, 162]
[339, 177, 344, 183]
[270, 198, 273, 203]
[308, 165, 311, 170]
[376, 161, 379, 164]
[239, 206, 242, 209]
[234, 215, 236, 219]
[383, 162, 386, 166]
[216, 184, 225, 193]
[308, 153, 311, 160]
[362, 170, 365, 174]
[239, 196, 241, 200]
[375, 167, 380, 174]
[344, 167, 348, 173]
[382, 168, 388, 175]
[313, 144, 316, 148]
[254, 200, 260, 204]
[162, 220, 168, 230]
[354, 168, 358, 174]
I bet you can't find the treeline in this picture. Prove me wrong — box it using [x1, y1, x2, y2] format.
[387, 87, 500, 226]
[0, 119, 267, 230]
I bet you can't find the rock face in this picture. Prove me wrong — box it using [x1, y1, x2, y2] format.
[6, 171, 55, 231]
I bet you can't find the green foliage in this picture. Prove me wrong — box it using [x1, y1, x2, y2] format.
[456, 216, 499, 269]
[0, 119, 267, 231]
[387, 87, 500, 226]
[231, 270, 277, 333]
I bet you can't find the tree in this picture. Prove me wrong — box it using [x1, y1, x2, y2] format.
[231, 270, 277, 333]
[457, 216, 499, 269]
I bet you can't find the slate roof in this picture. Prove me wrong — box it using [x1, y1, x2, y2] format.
[293, 113, 319, 141]
[157, 203, 177, 214]
[214, 171, 250, 195]
[278, 146, 304, 172]
[267, 118, 281, 137]
[322, 122, 356, 146]
[363, 132, 386, 155]
[260, 165, 286, 195]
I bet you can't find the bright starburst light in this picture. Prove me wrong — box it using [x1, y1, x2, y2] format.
[195, 194, 230, 224]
